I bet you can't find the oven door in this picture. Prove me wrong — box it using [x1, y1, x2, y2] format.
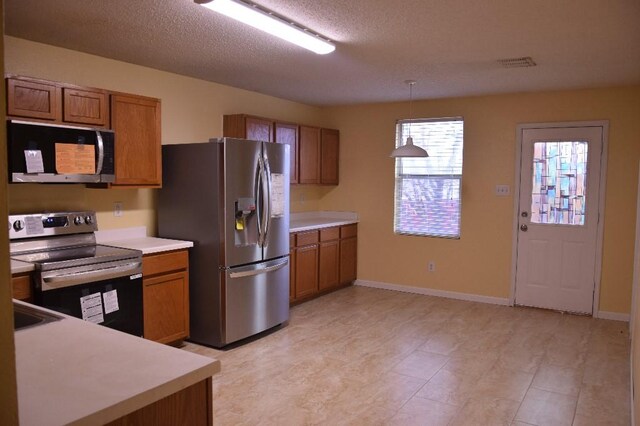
[36, 259, 143, 337]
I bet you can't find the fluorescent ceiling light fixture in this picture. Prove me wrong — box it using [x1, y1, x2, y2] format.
[196, 0, 335, 55]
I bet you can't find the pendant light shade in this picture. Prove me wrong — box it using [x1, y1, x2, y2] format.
[390, 136, 429, 157]
[390, 80, 429, 158]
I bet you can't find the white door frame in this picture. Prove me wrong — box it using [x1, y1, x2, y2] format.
[509, 121, 609, 316]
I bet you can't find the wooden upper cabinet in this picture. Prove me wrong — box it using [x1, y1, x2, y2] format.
[110, 94, 162, 187]
[299, 125, 321, 184]
[7, 76, 109, 127]
[223, 114, 273, 142]
[275, 122, 298, 184]
[63, 87, 109, 127]
[320, 128, 339, 185]
[7, 77, 61, 121]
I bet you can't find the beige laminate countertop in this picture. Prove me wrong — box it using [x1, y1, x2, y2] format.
[11, 259, 34, 274]
[95, 226, 193, 255]
[289, 211, 358, 233]
[14, 301, 220, 426]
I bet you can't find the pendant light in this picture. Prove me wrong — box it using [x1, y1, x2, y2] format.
[390, 80, 429, 158]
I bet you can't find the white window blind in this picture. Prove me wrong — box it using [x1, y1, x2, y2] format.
[394, 118, 464, 238]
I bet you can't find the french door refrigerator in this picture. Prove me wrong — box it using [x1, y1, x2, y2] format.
[158, 138, 290, 347]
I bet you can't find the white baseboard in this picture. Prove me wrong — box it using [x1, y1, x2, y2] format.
[596, 310, 630, 322]
[354, 279, 510, 306]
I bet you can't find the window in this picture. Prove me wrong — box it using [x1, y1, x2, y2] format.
[394, 118, 464, 238]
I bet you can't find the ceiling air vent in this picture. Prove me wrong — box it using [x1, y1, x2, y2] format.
[497, 56, 537, 68]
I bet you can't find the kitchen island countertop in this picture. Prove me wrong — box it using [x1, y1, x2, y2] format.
[14, 300, 220, 426]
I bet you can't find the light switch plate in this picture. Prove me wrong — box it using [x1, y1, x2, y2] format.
[495, 185, 511, 196]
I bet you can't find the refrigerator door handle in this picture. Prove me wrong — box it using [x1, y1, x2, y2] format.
[262, 153, 272, 245]
[255, 156, 264, 246]
[228, 258, 289, 279]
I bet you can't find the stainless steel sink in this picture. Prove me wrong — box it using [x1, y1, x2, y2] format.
[13, 303, 62, 331]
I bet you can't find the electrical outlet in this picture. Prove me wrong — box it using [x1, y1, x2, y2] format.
[495, 185, 511, 196]
[114, 202, 123, 217]
[428, 261, 435, 272]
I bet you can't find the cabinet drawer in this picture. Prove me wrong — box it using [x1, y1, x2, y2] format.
[143, 250, 188, 277]
[320, 227, 339, 242]
[12, 274, 32, 301]
[340, 224, 358, 238]
[290, 234, 296, 247]
[296, 230, 319, 246]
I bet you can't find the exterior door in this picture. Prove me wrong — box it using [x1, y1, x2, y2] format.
[514, 125, 604, 314]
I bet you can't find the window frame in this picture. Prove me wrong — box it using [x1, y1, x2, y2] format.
[393, 117, 464, 239]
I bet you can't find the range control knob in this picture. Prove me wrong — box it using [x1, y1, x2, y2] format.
[13, 220, 25, 232]
[74, 216, 85, 226]
[85, 216, 94, 225]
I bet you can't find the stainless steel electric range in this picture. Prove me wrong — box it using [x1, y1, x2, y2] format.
[9, 211, 144, 336]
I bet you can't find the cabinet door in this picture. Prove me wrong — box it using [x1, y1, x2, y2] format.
[340, 237, 357, 284]
[7, 77, 60, 121]
[319, 240, 340, 291]
[110, 94, 162, 187]
[294, 244, 319, 299]
[299, 125, 320, 184]
[63, 87, 109, 127]
[320, 128, 339, 185]
[143, 271, 189, 344]
[245, 117, 273, 142]
[275, 122, 298, 184]
[290, 234, 296, 302]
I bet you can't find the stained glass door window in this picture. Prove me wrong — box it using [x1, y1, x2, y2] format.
[530, 141, 588, 225]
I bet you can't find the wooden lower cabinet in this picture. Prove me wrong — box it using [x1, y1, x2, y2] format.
[319, 227, 340, 291]
[294, 243, 319, 300]
[12, 273, 32, 302]
[290, 224, 357, 304]
[106, 377, 212, 426]
[142, 250, 189, 344]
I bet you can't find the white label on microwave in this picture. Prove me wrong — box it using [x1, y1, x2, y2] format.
[24, 150, 44, 173]
[270, 173, 285, 218]
[25, 216, 44, 236]
[80, 292, 104, 324]
[102, 289, 119, 314]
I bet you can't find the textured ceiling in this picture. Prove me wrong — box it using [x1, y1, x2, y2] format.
[5, 0, 640, 106]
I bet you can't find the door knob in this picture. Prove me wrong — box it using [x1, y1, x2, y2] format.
[520, 224, 528, 232]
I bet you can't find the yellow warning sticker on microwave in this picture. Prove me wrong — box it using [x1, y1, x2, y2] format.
[55, 143, 95, 174]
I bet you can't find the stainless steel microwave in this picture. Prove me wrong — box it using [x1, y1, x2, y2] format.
[7, 120, 115, 183]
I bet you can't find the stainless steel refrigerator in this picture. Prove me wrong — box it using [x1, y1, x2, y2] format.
[158, 138, 290, 347]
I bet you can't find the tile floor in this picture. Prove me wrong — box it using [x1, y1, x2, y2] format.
[182, 286, 631, 425]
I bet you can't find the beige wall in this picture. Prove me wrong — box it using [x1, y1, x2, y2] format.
[4, 36, 324, 233]
[321, 87, 640, 315]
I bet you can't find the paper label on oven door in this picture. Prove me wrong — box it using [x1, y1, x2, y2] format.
[80, 292, 104, 324]
[24, 150, 45, 173]
[25, 216, 44, 236]
[270, 173, 285, 218]
[102, 290, 119, 314]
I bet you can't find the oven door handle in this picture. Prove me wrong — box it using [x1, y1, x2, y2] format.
[41, 261, 142, 291]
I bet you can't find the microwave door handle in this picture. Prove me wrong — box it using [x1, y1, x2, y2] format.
[95, 131, 105, 175]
